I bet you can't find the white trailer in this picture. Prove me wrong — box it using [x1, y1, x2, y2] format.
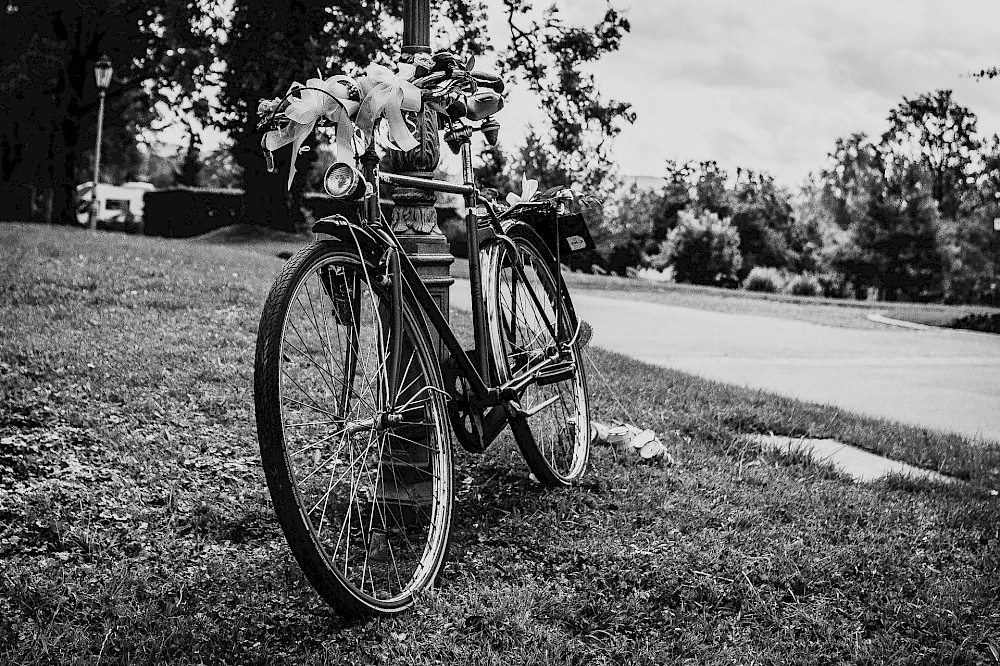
[75, 181, 155, 226]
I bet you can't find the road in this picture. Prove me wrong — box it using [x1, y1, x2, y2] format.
[450, 279, 1000, 444]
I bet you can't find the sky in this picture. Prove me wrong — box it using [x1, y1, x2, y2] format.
[482, 0, 1000, 188]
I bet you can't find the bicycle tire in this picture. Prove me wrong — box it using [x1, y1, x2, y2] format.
[482, 223, 590, 486]
[255, 240, 453, 618]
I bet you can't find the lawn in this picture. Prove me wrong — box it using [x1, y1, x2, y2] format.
[2, 222, 999, 664]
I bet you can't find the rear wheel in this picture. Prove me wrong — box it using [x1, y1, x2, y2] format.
[482, 224, 590, 486]
[255, 241, 453, 618]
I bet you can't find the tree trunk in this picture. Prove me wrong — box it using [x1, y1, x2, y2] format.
[53, 116, 82, 226]
[44, 187, 54, 224]
[49, 16, 93, 226]
[234, 133, 305, 232]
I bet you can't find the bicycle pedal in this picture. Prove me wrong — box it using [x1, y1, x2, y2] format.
[534, 361, 575, 386]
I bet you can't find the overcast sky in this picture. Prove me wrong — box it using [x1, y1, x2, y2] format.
[484, 0, 1000, 188]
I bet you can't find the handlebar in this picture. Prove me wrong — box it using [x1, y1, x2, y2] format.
[412, 66, 505, 97]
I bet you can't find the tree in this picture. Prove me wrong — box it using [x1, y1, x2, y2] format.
[938, 213, 1000, 304]
[474, 141, 517, 197]
[174, 120, 202, 187]
[819, 133, 884, 230]
[598, 183, 665, 273]
[0, 1, 213, 224]
[880, 90, 980, 219]
[657, 160, 696, 239]
[643, 161, 801, 278]
[729, 169, 803, 277]
[822, 151, 947, 302]
[216, 1, 631, 230]
[217, 0, 420, 231]
[500, 1, 635, 196]
[814, 92, 1000, 302]
[515, 128, 572, 191]
[198, 147, 244, 190]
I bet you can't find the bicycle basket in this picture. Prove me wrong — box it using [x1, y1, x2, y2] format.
[501, 202, 596, 262]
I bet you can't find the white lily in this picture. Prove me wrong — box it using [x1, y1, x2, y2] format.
[505, 176, 538, 207]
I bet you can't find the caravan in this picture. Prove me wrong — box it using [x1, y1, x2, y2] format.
[75, 181, 155, 228]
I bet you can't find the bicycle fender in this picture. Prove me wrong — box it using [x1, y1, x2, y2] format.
[312, 215, 385, 264]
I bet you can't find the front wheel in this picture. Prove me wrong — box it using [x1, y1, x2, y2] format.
[482, 223, 590, 487]
[254, 240, 453, 618]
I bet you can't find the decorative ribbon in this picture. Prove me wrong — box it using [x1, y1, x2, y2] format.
[505, 176, 539, 207]
[262, 75, 361, 189]
[354, 63, 422, 152]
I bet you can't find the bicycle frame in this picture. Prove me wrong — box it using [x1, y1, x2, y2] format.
[323, 132, 567, 449]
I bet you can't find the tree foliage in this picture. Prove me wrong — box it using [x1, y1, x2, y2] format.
[815, 91, 1000, 303]
[218, 0, 395, 229]
[213, 1, 632, 229]
[637, 161, 804, 278]
[881, 90, 979, 219]
[0, 1, 214, 223]
[728, 170, 802, 276]
[499, 1, 635, 195]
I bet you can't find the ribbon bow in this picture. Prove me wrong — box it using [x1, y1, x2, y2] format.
[355, 63, 422, 152]
[505, 176, 539, 207]
[262, 75, 361, 189]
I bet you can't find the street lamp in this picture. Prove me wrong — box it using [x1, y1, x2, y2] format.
[88, 54, 113, 231]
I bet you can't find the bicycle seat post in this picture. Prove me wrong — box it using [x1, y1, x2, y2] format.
[445, 122, 492, 378]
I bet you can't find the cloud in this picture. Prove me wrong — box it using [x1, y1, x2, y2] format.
[495, 0, 1000, 185]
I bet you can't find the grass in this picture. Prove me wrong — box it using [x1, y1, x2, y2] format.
[193, 223, 312, 260]
[2, 222, 999, 664]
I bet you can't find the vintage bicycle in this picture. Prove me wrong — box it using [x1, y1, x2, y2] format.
[254, 52, 593, 618]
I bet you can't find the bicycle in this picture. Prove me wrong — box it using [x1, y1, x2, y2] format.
[254, 53, 592, 619]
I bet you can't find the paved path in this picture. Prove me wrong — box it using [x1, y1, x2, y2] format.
[450, 279, 1000, 444]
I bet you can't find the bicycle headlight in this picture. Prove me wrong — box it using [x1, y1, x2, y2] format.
[323, 163, 366, 200]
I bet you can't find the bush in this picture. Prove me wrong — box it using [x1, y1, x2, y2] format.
[144, 188, 245, 238]
[662, 210, 742, 287]
[785, 272, 823, 297]
[951, 313, 1000, 334]
[607, 240, 644, 277]
[743, 266, 785, 293]
[816, 271, 851, 298]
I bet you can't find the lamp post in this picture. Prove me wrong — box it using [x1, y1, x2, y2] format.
[88, 55, 113, 231]
[389, 0, 453, 340]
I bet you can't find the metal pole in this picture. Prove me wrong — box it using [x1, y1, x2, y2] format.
[380, 0, 451, 524]
[402, 0, 431, 55]
[389, 0, 453, 356]
[88, 90, 107, 231]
